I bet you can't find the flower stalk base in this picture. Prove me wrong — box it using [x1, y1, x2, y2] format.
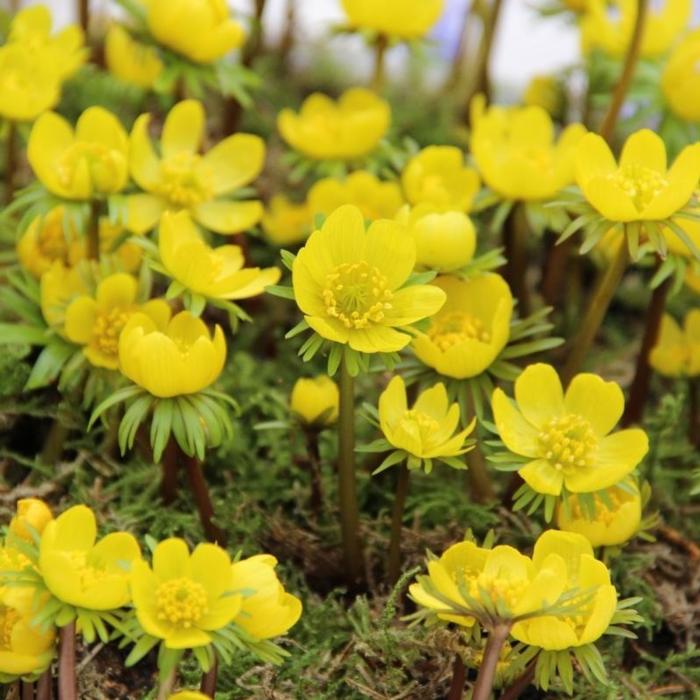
[471, 623, 511, 700]
[387, 464, 410, 585]
[58, 622, 77, 700]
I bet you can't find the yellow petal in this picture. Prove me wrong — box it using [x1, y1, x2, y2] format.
[378, 375, 408, 434]
[129, 113, 161, 190]
[619, 129, 666, 173]
[64, 296, 98, 344]
[514, 363, 564, 428]
[583, 176, 639, 221]
[519, 458, 564, 495]
[75, 106, 128, 154]
[162, 99, 205, 159]
[575, 132, 616, 184]
[643, 142, 700, 220]
[564, 373, 624, 436]
[27, 111, 74, 197]
[153, 538, 191, 580]
[348, 325, 411, 353]
[384, 285, 446, 325]
[202, 133, 265, 195]
[305, 315, 350, 345]
[96, 273, 137, 309]
[193, 200, 263, 234]
[126, 193, 167, 234]
[491, 388, 540, 457]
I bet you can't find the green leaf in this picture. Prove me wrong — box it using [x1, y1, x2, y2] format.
[372, 450, 406, 475]
[0, 323, 49, 346]
[125, 634, 160, 667]
[151, 400, 175, 462]
[267, 284, 295, 300]
[89, 385, 144, 430]
[25, 340, 77, 390]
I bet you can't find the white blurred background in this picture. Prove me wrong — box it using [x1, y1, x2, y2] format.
[12, 0, 700, 97]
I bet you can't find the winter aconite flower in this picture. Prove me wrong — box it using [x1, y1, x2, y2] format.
[127, 99, 265, 234]
[378, 376, 474, 464]
[401, 146, 480, 212]
[278, 89, 390, 161]
[492, 364, 649, 495]
[556, 483, 642, 547]
[662, 29, 700, 123]
[409, 538, 567, 626]
[168, 693, 208, 700]
[308, 171, 403, 220]
[230, 554, 302, 640]
[105, 25, 163, 89]
[0, 595, 55, 677]
[40, 262, 87, 334]
[9, 499, 53, 543]
[159, 211, 280, 302]
[38, 505, 142, 611]
[580, 0, 690, 58]
[262, 195, 310, 247]
[649, 310, 700, 377]
[290, 376, 339, 427]
[396, 206, 476, 273]
[144, 0, 245, 64]
[131, 538, 241, 649]
[470, 97, 586, 202]
[575, 129, 700, 223]
[28, 107, 129, 200]
[341, 0, 444, 40]
[412, 274, 512, 379]
[119, 311, 226, 398]
[64, 273, 171, 370]
[291, 205, 446, 353]
[510, 531, 617, 650]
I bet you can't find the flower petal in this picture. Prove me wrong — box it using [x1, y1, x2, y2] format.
[514, 363, 564, 428]
[162, 99, 205, 159]
[619, 129, 666, 173]
[126, 193, 167, 234]
[64, 297, 98, 344]
[193, 200, 263, 234]
[202, 133, 265, 195]
[519, 458, 564, 495]
[491, 388, 540, 457]
[564, 373, 624, 436]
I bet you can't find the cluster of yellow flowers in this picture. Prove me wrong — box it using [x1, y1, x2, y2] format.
[0, 499, 301, 683]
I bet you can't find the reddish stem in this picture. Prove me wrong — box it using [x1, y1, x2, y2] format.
[200, 656, 218, 697]
[58, 623, 76, 700]
[184, 454, 227, 546]
[447, 654, 466, 700]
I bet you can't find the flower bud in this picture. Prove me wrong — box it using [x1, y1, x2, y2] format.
[290, 376, 339, 428]
[9, 498, 53, 541]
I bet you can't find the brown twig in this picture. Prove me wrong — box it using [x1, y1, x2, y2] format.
[58, 622, 76, 700]
[657, 525, 700, 560]
[371, 34, 388, 92]
[622, 271, 670, 426]
[599, 0, 649, 143]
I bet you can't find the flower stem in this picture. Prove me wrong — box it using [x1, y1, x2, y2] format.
[447, 653, 466, 700]
[689, 378, 700, 448]
[41, 420, 69, 465]
[4, 120, 16, 205]
[371, 34, 388, 92]
[279, 0, 296, 59]
[86, 200, 101, 261]
[499, 659, 537, 700]
[471, 623, 511, 700]
[338, 359, 363, 586]
[466, 393, 495, 502]
[444, 2, 475, 91]
[21, 681, 34, 700]
[541, 235, 574, 308]
[622, 271, 670, 426]
[387, 464, 410, 585]
[156, 668, 176, 700]
[598, 0, 649, 143]
[561, 239, 629, 384]
[37, 670, 53, 700]
[304, 428, 324, 517]
[200, 655, 218, 697]
[183, 452, 227, 546]
[77, 0, 89, 34]
[58, 622, 77, 700]
[161, 438, 181, 505]
[504, 203, 531, 318]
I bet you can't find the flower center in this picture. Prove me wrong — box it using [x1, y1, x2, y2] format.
[398, 409, 441, 449]
[156, 577, 208, 628]
[453, 570, 527, 611]
[93, 307, 131, 359]
[569, 487, 631, 525]
[58, 142, 125, 194]
[322, 261, 393, 329]
[0, 606, 20, 650]
[538, 413, 597, 474]
[66, 551, 110, 589]
[428, 311, 491, 351]
[37, 217, 71, 262]
[608, 164, 669, 212]
[157, 153, 214, 207]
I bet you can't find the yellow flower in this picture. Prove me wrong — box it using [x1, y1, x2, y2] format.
[662, 28, 700, 123]
[341, 0, 444, 39]
[576, 129, 700, 223]
[523, 75, 564, 118]
[39, 505, 141, 611]
[278, 89, 390, 161]
[401, 146, 480, 212]
[308, 171, 403, 220]
[378, 376, 474, 462]
[510, 530, 617, 650]
[556, 483, 641, 547]
[396, 205, 476, 272]
[28, 107, 129, 200]
[412, 274, 512, 379]
[290, 376, 339, 427]
[159, 211, 280, 301]
[650, 310, 700, 377]
[8, 5, 86, 80]
[17, 208, 77, 277]
[168, 693, 208, 700]
[131, 538, 241, 649]
[492, 363, 648, 495]
[409, 539, 567, 627]
[64, 273, 171, 370]
[127, 99, 264, 235]
[581, 0, 690, 58]
[230, 554, 302, 640]
[261, 195, 310, 247]
[0, 44, 60, 122]
[471, 97, 586, 201]
[9, 499, 53, 543]
[105, 25, 163, 89]
[291, 205, 446, 353]
[0, 597, 55, 677]
[40, 262, 88, 333]
[119, 311, 226, 398]
[144, 0, 245, 64]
